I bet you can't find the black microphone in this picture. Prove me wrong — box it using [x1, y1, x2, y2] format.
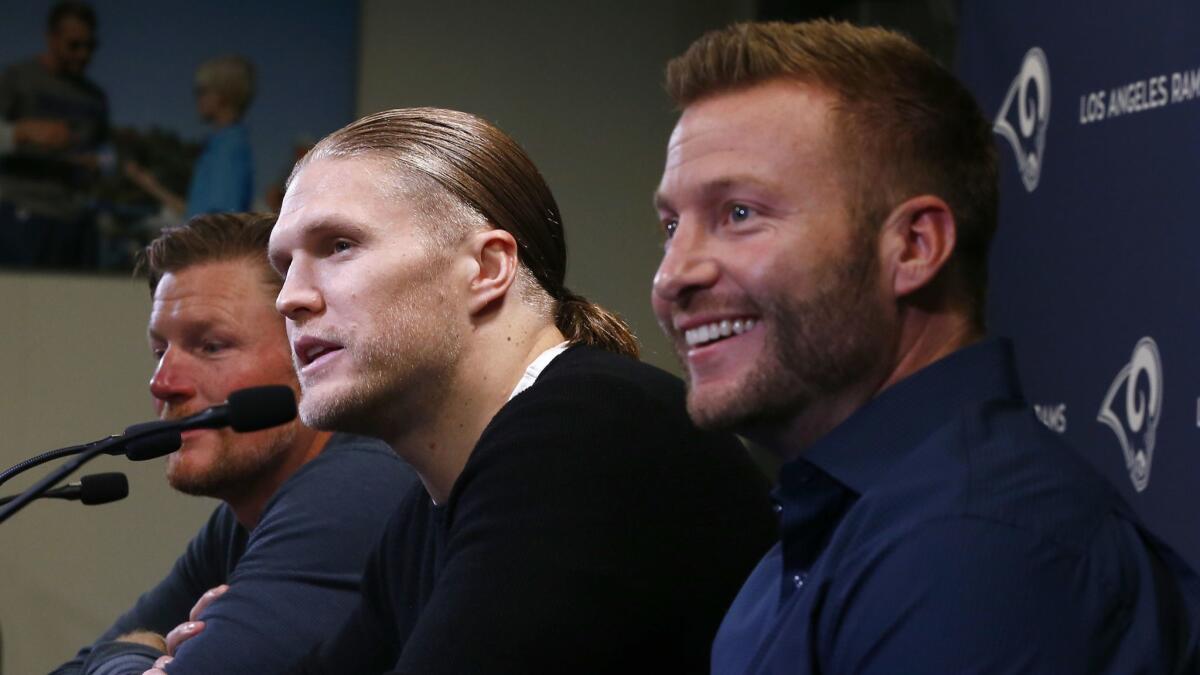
[0, 423, 182, 488]
[119, 426, 182, 462]
[45, 472, 130, 505]
[206, 385, 299, 432]
[0, 472, 128, 507]
[122, 386, 297, 461]
[0, 386, 297, 526]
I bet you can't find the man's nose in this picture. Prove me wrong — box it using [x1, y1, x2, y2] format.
[149, 347, 197, 411]
[275, 261, 324, 321]
[653, 222, 720, 304]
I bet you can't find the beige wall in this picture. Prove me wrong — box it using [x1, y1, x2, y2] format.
[0, 272, 216, 674]
[0, 2, 751, 672]
[357, 0, 753, 369]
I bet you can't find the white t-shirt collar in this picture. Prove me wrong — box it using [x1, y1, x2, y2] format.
[508, 341, 570, 400]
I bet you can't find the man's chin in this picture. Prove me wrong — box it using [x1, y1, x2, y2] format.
[299, 385, 385, 437]
[298, 397, 347, 432]
[686, 389, 754, 432]
[165, 446, 224, 497]
[166, 467, 220, 497]
[686, 381, 798, 439]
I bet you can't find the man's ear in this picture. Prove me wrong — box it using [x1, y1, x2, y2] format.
[878, 195, 957, 299]
[464, 229, 519, 315]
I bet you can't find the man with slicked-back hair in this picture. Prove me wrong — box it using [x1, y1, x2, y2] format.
[652, 20, 1200, 674]
[243, 107, 773, 674]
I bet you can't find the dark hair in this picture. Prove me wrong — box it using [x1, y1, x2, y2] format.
[291, 107, 640, 358]
[138, 212, 279, 294]
[47, 1, 96, 32]
[667, 20, 998, 328]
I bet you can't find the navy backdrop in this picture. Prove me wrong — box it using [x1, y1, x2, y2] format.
[958, 1, 1200, 568]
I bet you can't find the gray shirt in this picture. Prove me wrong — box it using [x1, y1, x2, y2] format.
[0, 59, 108, 219]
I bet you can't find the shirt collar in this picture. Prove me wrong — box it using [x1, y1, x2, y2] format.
[782, 337, 1022, 497]
[508, 341, 570, 400]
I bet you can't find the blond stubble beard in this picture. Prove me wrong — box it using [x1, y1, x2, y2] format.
[297, 268, 465, 440]
[684, 231, 890, 437]
[166, 423, 298, 499]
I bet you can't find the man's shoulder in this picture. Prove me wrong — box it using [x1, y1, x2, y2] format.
[307, 432, 405, 467]
[459, 344, 768, 522]
[955, 399, 1120, 545]
[843, 399, 1133, 564]
[234, 435, 415, 578]
[520, 343, 686, 410]
[0, 61, 104, 98]
[262, 434, 416, 519]
[486, 345, 732, 459]
[300, 432, 411, 478]
[2, 59, 41, 79]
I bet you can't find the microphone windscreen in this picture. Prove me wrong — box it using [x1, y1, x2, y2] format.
[122, 422, 183, 461]
[226, 385, 297, 432]
[79, 472, 129, 505]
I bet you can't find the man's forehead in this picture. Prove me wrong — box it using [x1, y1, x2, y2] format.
[282, 156, 391, 207]
[152, 261, 274, 310]
[672, 82, 835, 152]
[276, 157, 400, 236]
[659, 81, 839, 195]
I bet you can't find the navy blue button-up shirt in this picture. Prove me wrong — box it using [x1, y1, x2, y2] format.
[712, 339, 1200, 674]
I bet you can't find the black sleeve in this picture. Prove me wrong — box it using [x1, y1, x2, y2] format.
[50, 507, 237, 675]
[392, 368, 774, 674]
[158, 447, 415, 675]
[57, 441, 416, 675]
[292, 500, 419, 675]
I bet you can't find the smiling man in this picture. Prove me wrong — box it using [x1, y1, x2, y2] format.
[652, 21, 1200, 674]
[267, 107, 776, 673]
[53, 212, 416, 675]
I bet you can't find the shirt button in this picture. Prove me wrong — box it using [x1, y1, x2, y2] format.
[773, 503, 783, 514]
[793, 573, 806, 588]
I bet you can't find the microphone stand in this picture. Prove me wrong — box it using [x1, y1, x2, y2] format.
[0, 427, 179, 490]
[0, 439, 110, 489]
[0, 433, 137, 525]
[0, 386, 293, 525]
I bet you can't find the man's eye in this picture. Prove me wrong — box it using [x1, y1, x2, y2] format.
[663, 220, 678, 239]
[332, 240, 353, 253]
[730, 204, 753, 222]
[201, 342, 226, 355]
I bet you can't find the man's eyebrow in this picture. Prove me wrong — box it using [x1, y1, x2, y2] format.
[653, 176, 781, 215]
[269, 217, 367, 271]
[291, 217, 368, 241]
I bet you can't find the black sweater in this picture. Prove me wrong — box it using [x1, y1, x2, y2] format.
[301, 345, 777, 674]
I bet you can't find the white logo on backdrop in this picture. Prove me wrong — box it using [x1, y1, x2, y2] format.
[994, 47, 1051, 192]
[1097, 337, 1162, 492]
[1034, 403, 1068, 433]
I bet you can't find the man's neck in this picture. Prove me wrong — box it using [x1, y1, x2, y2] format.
[227, 429, 332, 529]
[38, 53, 64, 76]
[209, 109, 240, 129]
[391, 318, 567, 505]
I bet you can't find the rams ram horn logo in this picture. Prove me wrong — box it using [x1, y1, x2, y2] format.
[1096, 337, 1162, 492]
[994, 47, 1050, 192]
